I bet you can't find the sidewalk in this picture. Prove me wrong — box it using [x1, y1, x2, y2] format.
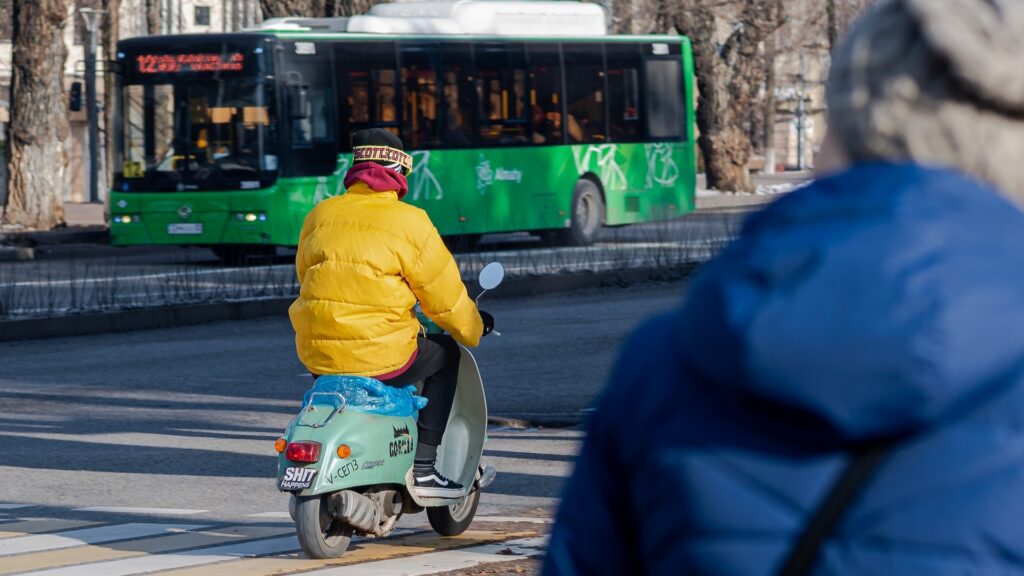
[0, 202, 107, 249]
[65, 202, 107, 226]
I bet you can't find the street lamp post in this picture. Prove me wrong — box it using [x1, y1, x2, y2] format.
[796, 51, 806, 172]
[80, 7, 106, 205]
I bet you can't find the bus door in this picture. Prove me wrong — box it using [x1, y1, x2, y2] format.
[279, 40, 338, 232]
[641, 41, 688, 218]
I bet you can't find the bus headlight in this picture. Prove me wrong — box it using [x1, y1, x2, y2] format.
[237, 212, 266, 222]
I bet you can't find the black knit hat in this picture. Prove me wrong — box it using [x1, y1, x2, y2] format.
[351, 128, 413, 175]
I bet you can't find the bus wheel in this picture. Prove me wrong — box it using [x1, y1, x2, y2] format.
[562, 180, 605, 246]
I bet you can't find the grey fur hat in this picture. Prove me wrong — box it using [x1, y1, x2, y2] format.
[827, 0, 1024, 202]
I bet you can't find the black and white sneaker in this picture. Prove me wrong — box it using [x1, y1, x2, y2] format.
[412, 466, 465, 498]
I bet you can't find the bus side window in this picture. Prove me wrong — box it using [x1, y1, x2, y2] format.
[563, 43, 607, 144]
[440, 43, 476, 148]
[643, 57, 685, 140]
[526, 43, 564, 146]
[605, 43, 643, 143]
[474, 42, 528, 147]
[399, 43, 441, 150]
[282, 42, 336, 177]
[336, 42, 400, 149]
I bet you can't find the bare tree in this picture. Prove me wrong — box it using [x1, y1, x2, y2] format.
[672, 0, 785, 192]
[260, 0, 326, 18]
[3, 0, 71, 229]
[145, 0, 159, 34]
[828, 0, 877, 51]
[827, 0, 839, 53]
[328, 0, 379, 17]
[762, 0, 784, 174]
[0, 0, 12, 39]
[103, 0, 119, 193]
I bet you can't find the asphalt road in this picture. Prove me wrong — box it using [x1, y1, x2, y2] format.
[0, 281, 684, 527]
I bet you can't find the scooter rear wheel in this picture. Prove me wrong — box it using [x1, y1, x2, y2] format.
[295, 494, 354, 559]
[426, 488, 480, 536]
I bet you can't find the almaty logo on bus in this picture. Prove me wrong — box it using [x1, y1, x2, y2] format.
[476, 154, 523, 194]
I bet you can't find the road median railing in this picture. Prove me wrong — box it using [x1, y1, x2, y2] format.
[0, 214, 740, 342]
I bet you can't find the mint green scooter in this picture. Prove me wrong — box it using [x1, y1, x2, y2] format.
[274, 263, 504, 559]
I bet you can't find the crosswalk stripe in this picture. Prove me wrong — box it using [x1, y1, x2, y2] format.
[0, 523, 208, 557]
[20, 535, 301, 576]
[0, 520, 99, 540]
[473, 516, 553, 524]
[72, 508, 207, 516]
[0, 505, 34, 510]
[0, 525, 293, 576]
[246, 512, 290, 519]
[154, 530, 536, 576]
[299, 536, 547, 575]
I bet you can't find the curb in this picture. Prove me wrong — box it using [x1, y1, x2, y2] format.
[1, 298, 293, 343]
[0, 264, 701, 343]
[1, 226, 109, 247]
[0, 246, 34, 262]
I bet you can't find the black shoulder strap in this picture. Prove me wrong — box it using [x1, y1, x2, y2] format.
[777, 442, 892, 576]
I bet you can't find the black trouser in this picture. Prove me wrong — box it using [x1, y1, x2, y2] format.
[379, 334, 460, 448]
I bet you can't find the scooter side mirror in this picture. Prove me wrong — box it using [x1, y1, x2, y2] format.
[478, 262, 504, 291]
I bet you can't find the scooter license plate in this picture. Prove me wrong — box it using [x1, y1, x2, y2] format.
[279, 467, 317, 490]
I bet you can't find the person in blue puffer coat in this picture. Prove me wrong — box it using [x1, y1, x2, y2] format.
[545, 0, 1024, 574]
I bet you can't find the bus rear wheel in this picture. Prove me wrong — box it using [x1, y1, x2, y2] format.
[561, 180, 605, 246]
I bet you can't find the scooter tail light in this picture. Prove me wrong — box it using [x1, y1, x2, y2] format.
[285, 441, 322, 463]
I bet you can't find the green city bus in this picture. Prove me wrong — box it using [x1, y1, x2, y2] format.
[109, 1, 696, 259]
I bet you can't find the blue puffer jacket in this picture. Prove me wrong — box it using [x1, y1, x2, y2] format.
[545, 164, 1024, 576]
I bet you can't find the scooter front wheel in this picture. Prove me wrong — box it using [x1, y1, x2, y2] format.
[294, 494, 354, 559]
[427, 488, 480, 536]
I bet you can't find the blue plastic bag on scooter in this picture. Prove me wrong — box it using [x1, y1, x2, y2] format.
[303, 375, 428, 418]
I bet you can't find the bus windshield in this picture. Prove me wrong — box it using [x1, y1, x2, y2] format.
[115, 39, 277, 192]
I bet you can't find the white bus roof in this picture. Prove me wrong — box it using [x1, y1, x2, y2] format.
[255, 0, 608, 36]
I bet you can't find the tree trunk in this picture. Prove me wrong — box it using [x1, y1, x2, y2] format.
[0, 1, 11, 209]
[827, 0, 839, 53]
[762, 0, 784, 174]
[2, 0, 70, 229]
[330, 0, 380, 17]
[675, 0, 783, 192]
[145, 0, 159, 34]
[260, 0, 326, 18]
[103, 0, 119, 198]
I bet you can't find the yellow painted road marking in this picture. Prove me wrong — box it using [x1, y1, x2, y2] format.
[156, 530, 536, 576]
[0, 520, 98, 539]
[302, 536, 548, 576]
[0, 525, 291, 575]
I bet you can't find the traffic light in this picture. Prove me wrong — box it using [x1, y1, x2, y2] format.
[69, 82, 83, 112]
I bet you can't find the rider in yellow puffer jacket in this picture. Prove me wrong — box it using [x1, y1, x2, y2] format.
[289, 177, 482, 375]
[289, 129, 492, 498]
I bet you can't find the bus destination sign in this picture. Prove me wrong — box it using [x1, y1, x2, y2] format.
[136, 52, 245, 74]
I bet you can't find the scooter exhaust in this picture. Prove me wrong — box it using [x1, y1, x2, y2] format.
[328, 490, 380, 534]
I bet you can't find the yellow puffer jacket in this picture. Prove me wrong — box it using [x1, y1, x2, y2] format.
[289, 181, 483, 376]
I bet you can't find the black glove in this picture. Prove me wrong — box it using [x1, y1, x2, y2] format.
[480, 310, 495, 336]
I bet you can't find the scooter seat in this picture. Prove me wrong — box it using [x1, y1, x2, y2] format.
[305, 375, 428, 417]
